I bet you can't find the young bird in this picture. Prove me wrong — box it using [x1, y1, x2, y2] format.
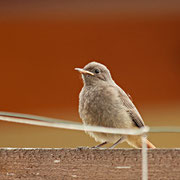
[75, 62, 155, 148]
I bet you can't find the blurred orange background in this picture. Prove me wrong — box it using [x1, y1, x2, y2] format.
[0, 1, 180, 148]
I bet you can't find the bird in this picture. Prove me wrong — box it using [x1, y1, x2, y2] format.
[75, 62, 155, 148]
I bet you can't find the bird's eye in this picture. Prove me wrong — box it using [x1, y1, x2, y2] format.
[95, 69, 100, 74]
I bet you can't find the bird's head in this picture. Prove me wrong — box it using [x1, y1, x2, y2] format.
[75, 62, 113, 86]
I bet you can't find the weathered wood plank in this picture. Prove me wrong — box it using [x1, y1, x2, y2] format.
[0, 148, 180, 180]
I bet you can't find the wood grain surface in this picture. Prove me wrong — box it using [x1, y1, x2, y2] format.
[0, 148, 180, 180]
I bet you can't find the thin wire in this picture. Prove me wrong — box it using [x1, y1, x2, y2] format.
[150, 127, 180, 133]
[0, 111, 180, 133]
[0, 111, 75, 124]
[142, 134, 148, 180]
[0, 115, 149, 135]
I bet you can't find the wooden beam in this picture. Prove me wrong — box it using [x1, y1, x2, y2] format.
[0, 148, 180, 180]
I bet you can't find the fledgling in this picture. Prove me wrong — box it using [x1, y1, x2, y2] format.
[75, 62, 155, 148]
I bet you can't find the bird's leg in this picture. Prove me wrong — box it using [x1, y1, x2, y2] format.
[109, 137, 125, 149]
[91, 141, 107, 148]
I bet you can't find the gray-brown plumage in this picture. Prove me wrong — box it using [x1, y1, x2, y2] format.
[75, 62, 155, 148]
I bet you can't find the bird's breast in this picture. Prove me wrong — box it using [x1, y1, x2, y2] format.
[79, 86, 130, 128]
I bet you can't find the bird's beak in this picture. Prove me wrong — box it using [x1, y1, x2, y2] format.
[75, 68, 94, 76]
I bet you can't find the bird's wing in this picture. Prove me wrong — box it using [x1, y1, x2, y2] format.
[117, 86, 145, 128]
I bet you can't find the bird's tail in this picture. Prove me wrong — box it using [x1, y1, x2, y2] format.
[127, 135, 156, 148]
[146, 139, 156, 148]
